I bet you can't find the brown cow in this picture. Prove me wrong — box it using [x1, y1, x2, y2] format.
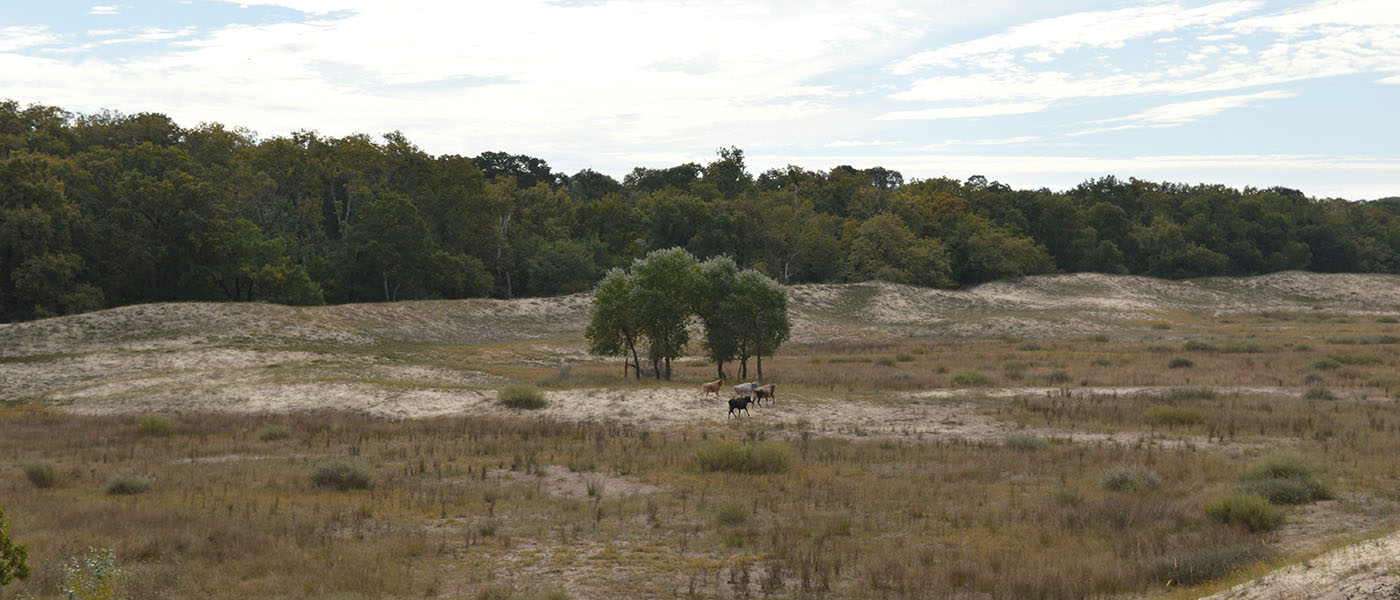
[700, 378, 725, 398]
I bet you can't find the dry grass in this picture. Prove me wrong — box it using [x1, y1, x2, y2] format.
[6, 275, 1400, 598]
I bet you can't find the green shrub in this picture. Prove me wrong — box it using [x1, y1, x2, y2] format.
[136, 415, 172, 437]
[1326, 335, 1400, 345]
[1302, 373, 1325, 384]
[1152, 543, 1264, 586]
[1165, 387, 1217, 401]
[1018, 343, 1043, 351]
[1221, 342, 1271, 354]
[875, 356, 896, 367]
[1205, 493, 1282, 532]
[1332, 353, 1383, 365]
[713, 500, 750, 526]
[311, 461, 374, 491]
[22, 460, 57, 489]
[499, 384, 548, 409]
[1166, 356, 1194, 369]
[1183, 340, 1218, 352]
[1310, 358, 1341, 370]
[1091, 357, 1113, 367]
[1003, 433, 1049, 451]
[1304, 386, 1335, 400]
[257, 424, 293, 441]
[949, 370, 991, 387]
[1043, 370, 1073, 385]
[1101, 465, 1162, 493]
[1238, 453, 1332, 504]
[1143, 405, 1204, 427]
[894, 352, 915, 362]
[696, 441, 793, 474]
[106, 474, 153, 495]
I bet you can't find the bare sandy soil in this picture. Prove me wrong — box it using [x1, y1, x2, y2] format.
[1201, 531, 1400, 599]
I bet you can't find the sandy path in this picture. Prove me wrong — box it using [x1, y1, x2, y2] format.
[1201, 530, 1400, 599]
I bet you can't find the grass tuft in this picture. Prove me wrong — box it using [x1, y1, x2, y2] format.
[1166, 356, 1195, 369]
[1101, 465, 1162, 493]
[1003, 433, 1049, 451]
[949, 370, 991, 387]
[1143, 405, 1204, 427]
[696, 441, 793, 474]
[499, 384, 548, 409]
[106, 473, 153, 495]
[136, 414, 173, 436]
[311, 461, 374, 491]
[22, 460, 58, 488]
[1237, 453, 1332, 504]
[1205, 493, 1282, 532]
[257, 424, 293, 441]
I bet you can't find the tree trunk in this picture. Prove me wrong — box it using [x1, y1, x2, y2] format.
[382, 271, 391, 302]
[716, 361, 725, 379]
[630, 344, 641, 380]
[652, 358, 661, 380]
[755, 341, 763, 382]
[665, 357, 672, 381]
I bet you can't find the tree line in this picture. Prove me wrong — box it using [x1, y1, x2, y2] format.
[2, 98, 1399, 323]
[586, 248, 789, 381]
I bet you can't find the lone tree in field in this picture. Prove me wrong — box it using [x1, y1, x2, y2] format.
[585, 247, 790, 381]
[585, 268, 643, 378]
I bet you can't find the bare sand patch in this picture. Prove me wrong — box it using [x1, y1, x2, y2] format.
[1202, 530, 1400, 600]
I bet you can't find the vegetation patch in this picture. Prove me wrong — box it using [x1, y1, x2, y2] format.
[1003, 433, 1049, 451]
[1167, 356, 1195, 368]
[949, 369, 991, 387]
[1101, 465, 1162, 493]
[311, 461, 374, 491]
[1205, 493, 1282, 532]
[106, 474, 153, 495]
[21, 461, 57, 489]
[498, 384, 548, 410]
[1237, 453, 1332, 505]
[136, 415, 173, 437]
[696, 441, 793, 474]
[1151, 542, 1265, 586]
[1143, 405, 1204, 427]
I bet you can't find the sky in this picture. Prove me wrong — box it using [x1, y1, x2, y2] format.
[1, 0, 1398, 198]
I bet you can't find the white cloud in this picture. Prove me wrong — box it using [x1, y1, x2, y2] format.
[890, 0, 1261, 74]
[1378, 73, 1400, 84]
[876, 102, 1047, 120]
[1073, 89, 1295, 135]
[0, 26, 58, 52]
[826, 139, 901, 148]
[88, 5, 120, 15]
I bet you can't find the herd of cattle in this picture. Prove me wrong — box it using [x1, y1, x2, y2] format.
[700, 378, 776, 417]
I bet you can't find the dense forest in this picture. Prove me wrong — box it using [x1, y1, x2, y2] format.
[2, 98, 1398, 323]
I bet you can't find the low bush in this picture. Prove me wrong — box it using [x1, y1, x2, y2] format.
[1043, 370, 1073, 385]
[1101, 465, 1162, 493]
[1151, 542, 1265, 586]
[1143, 405, 1204, 427]
[311, 461, 374, 491]
[1205, 493, 1282, 532]
[22, 460, 57, 488]
[1237, 453, 1332, 504]
[1183, 340, 1218, 352]
[1310, 358, 1341, 370]
[1304, 387, 1335, 400]
[106, 474, 153, 495]
[257, 424, 293, 441]
[1167, 356, 1194, 369]
[1003, 433, 1049, 451]
[1331, 353, 1383, 365]
[713, 500, 750, 526]
[696, 441, 793, 474]
[499, 384, 548, 409]
[1165, 387, 1217, 401]
[949, 370, 991, 387]
[136, 415, 172, 437]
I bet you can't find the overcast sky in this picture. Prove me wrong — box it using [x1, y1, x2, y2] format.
[2, 0, 1398, 198]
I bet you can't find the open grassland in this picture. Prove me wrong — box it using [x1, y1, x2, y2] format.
[5, 272, 1400, 599]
